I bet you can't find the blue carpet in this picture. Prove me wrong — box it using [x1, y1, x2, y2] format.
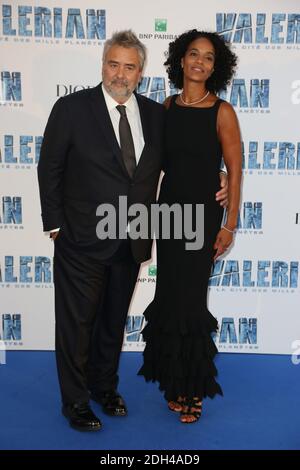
[1, 351, 299, 450]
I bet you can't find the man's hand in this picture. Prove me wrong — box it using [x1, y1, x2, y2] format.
[216, 172, 228, 208]
[50, 231, 59, 241]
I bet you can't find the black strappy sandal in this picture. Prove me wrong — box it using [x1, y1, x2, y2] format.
[168, 396, 185, 412]
[180, 397, 202, 423]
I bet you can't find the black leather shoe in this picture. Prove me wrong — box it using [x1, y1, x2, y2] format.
[90, 390, 127, 416]
[62, 403, 102, 431]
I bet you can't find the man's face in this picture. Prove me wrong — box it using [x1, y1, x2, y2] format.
[102, 45, 142, 102]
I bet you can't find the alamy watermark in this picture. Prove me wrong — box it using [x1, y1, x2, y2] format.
[95, 196, 204, 250]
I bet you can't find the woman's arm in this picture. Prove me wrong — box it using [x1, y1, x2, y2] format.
[217, 101, 242, 230]
[213, 102, 242, 259]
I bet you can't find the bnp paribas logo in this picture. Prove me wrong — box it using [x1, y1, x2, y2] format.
[148, 265, 157, 276]
[155, 18, 167, 32]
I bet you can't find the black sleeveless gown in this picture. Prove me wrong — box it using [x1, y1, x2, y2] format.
[138, 95, 224, 402]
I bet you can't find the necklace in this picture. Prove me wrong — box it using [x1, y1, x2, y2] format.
[180, 90, 210, 106]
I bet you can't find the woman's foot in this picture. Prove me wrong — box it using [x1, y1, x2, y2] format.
[180, 397, 202, 423]
[168, 396, 185, 412]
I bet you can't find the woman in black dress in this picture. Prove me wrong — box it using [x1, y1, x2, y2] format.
[138, 30, 242, 423]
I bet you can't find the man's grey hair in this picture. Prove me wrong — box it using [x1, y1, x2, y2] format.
[103, 30, 147, 71]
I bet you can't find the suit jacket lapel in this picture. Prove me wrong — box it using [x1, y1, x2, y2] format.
[134, 92, 150, 178]
[89, 84, 129, 177]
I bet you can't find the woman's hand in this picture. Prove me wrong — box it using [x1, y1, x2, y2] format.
[213, 227, 234, 260]
[216, 172, 228, 208]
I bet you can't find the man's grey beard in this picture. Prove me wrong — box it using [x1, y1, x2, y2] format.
[104, 80, 134, 99]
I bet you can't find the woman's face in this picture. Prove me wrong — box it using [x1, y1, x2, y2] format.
[181, 37, 215, 85]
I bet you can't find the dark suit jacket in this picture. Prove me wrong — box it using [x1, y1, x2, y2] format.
[37, 84, 165, 263]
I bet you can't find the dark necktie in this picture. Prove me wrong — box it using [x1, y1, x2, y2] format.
[116, 105, 136, 179]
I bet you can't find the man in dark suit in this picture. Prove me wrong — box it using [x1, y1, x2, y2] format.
[38, 30, 164, 432]
[38, 30, 228, 432]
